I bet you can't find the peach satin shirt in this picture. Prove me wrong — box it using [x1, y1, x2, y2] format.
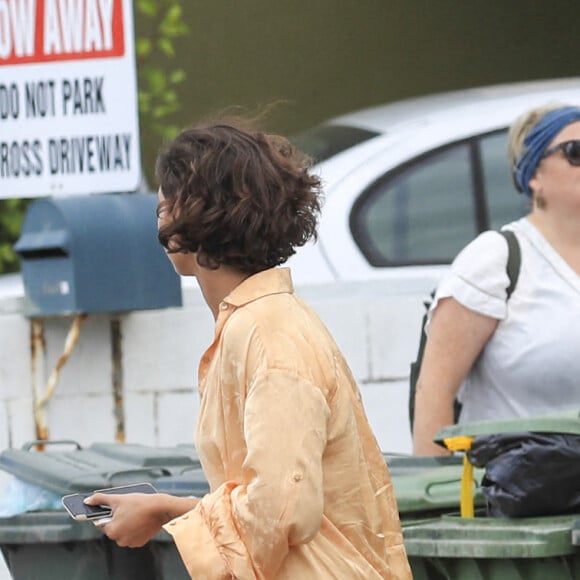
[164, 268, 410, 579]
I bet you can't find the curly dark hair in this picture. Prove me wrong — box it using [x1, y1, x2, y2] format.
[155, 122, 323, 273]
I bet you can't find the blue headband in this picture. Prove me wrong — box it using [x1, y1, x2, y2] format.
[514, 106, 580, 195]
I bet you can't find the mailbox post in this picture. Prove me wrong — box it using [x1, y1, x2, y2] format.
[14, 192, 184, 443]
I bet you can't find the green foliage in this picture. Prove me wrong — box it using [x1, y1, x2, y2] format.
[135, 0, 189, 141]
[0, 198, 32, 273]
[0, 0, 189, 275]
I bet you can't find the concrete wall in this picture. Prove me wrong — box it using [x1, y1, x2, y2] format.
[0, 278, 426, 460]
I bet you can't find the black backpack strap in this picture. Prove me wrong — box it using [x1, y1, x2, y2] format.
[499, 229, 521, 299]
[408, 291, 434, 430]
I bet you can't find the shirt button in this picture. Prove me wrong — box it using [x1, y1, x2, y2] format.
[220, 303, 228, 310]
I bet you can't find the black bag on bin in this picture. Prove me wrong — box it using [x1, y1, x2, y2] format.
[467, 432, 580, 518]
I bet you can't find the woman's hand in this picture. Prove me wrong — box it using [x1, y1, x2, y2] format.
[84, 492, 199, 548]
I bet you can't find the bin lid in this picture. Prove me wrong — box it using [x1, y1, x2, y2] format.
[435, 409, 580, 444]
[154, 470, 211, 497]
[403, 513, 579, 558]
[391, 464, 485, 516]
[0, 511, 102, 543]
[0, 441, 202, 495]
[0, 442, 486, 513]
[88, 442, 201, 469]
[385, 453, 462, 476]
[382, 454, 484, 516]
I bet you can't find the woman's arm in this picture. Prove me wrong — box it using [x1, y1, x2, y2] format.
[165, 369, 329, 579]
[412, 297, 498, 456]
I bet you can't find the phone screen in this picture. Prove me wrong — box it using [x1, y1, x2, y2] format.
[62, 482, 157, 521]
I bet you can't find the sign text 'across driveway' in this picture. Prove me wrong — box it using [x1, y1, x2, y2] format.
[0, 0, 141, 198]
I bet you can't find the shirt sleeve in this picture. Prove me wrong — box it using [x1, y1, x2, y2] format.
[426, 230, 513, 330]
[164, 369, 330, 579]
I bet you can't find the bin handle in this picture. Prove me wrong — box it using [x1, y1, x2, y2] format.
[22, 439, 82, 451]
[106, 468, 172, 483]
[572, 518, 580, 547]
[178, 465, 203, 475]
[443, 435, 475, 518]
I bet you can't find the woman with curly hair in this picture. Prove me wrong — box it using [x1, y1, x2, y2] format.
[86, 121, 410, 579]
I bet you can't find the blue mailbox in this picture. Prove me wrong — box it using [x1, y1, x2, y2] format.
[14, 193, 182, 317]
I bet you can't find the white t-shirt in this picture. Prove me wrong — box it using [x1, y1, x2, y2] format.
[428, 217, 580, 423]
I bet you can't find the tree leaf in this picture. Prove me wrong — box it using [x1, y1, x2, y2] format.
[0, 0, 190, 273]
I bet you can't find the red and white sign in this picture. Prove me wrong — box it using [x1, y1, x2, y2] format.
[0, 0, 141, 198]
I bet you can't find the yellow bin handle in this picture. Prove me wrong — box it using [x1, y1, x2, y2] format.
[443, 435, 475, 518]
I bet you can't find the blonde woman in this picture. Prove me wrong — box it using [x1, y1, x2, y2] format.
[413, 104, 580, 455]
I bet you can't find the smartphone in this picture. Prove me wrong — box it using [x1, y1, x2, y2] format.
[62, 482, 158, 521]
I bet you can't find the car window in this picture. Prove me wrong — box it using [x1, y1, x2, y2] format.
[290, 124, 379, 164]
[480, 131, 530, 230]
[351, 143, 478, 265]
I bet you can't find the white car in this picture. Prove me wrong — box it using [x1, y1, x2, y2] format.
[286, 77, 580, 286]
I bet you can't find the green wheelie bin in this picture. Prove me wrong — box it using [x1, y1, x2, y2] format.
[402, 409, 580, 579]
[0, 441, 208, 580]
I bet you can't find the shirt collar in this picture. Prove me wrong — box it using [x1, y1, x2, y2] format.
[222, 267, 294, 308]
